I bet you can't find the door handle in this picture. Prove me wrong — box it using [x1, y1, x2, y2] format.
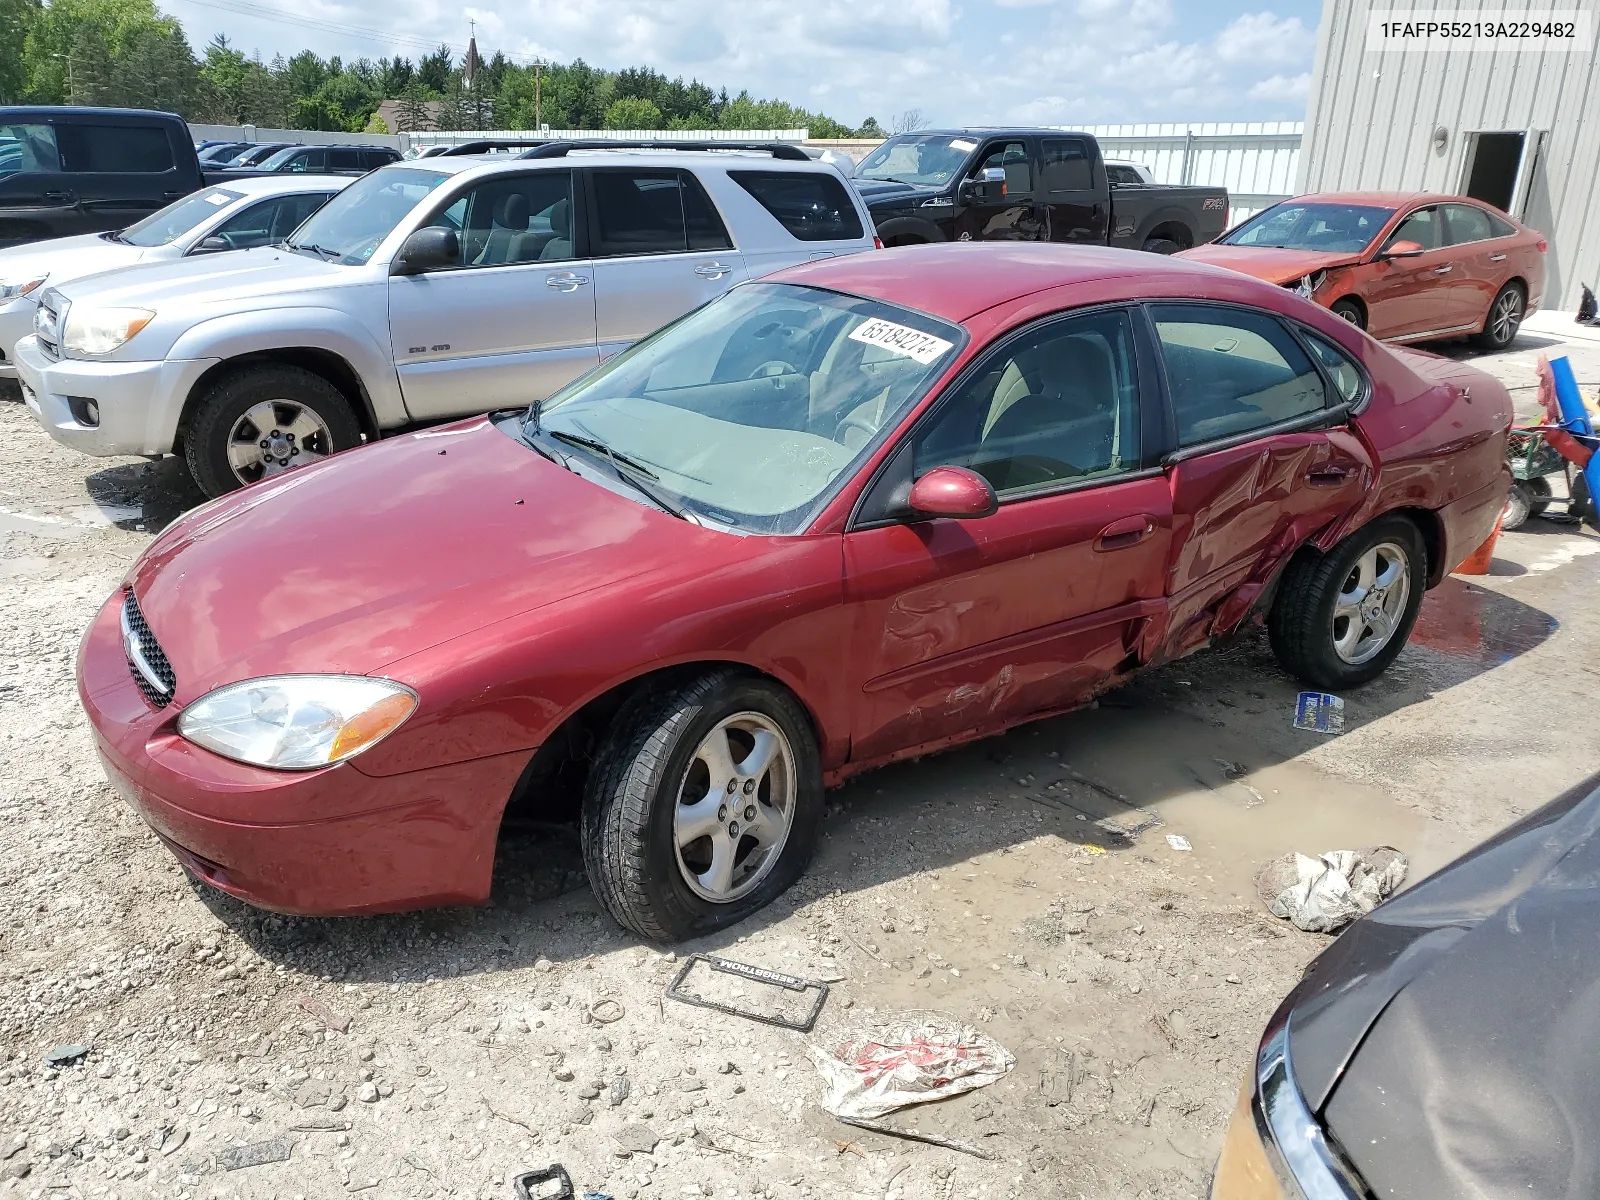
[1305, 465, 1352, 487]
[42, 190, 75, 204]
[694, 262, 733, 278]
[1489, 253, 1507, 262]
[1433, 265, 1454, 275]
[545, 272, 590, 291]
[1093, 514, 1156, 552]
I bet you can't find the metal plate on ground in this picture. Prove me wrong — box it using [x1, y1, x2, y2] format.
[666, 953, 829, 1032]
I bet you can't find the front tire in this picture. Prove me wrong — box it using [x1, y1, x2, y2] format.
[1475, 282, 1525, 350]
[1330, 298, 1366, 329]
[1142, 237, 1182, 255]
[1268, 516, 1427, 690]
[581, 671, 825, 942]
[184, 364, 362, 498]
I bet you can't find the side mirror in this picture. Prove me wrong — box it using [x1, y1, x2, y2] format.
[958, 166, 1007, 206]
[1381, 239, 1425, 259]
[908, 466, 998, 520]
[391, 227, 459, 276]
[194, 235, 229, 253]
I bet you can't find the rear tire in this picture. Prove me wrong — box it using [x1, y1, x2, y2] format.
[1502, 482, 1532, 531]
[1474, 282, 1525, 350]
[1268, 516, 1427, 690]
[581, 670, 825, 942]
[1330, 298, 1366, 329]
[1142, 237, 1182, 255]
[184, 364, 361, 498]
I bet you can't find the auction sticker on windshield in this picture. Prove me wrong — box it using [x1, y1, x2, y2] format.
[848, 318, 953, 365]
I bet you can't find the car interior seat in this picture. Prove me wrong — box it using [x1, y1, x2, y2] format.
[475, 194, 530, 265]
[538, 198, 573, 261]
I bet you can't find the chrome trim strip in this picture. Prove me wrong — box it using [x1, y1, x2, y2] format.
[1256, 1016, 1366, 1200]
[1383, 323, 1479, 343]
[120, 596, 173, 699]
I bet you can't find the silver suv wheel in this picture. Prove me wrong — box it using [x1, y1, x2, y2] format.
[226, 399, 334, 485]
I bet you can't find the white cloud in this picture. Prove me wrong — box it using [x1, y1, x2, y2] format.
[1248, 72, 1311, 102]
[190, 0, 1319, 127]
[1213, 11, 1317, 66]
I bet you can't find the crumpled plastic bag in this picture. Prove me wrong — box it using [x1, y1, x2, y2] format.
[808, 1011, 1014, 1120]
[1255, 847, 1408, 934]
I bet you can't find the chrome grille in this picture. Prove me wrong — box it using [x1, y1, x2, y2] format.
[120, 589, 175, 706]
[34, 293, 61, 360]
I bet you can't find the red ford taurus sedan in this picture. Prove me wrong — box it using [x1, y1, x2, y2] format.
[80, 244, 1511, 941]
[1180, 191, 1547, 350]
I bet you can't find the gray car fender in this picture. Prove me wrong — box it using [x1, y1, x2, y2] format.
[167, 306, 406, 430]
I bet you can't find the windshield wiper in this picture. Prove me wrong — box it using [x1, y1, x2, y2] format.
[283, 241, 340, 261]
[545, 429, 698, 523]
[547, 429, 661, 480]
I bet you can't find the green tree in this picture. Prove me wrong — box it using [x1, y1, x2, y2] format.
[394, 81, 433, 133]
[416, 44, 453, 94]
[0, 0, 40, 103]
[363, 111, 387, 134]
[603, 95, 660, 130]
[856, 116, 886, 138]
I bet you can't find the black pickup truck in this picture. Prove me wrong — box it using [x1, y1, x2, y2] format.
[853, 129, 1229, 254]
[0, 107, 234, 249]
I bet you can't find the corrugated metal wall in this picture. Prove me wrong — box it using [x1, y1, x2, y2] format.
[1062, 123, 1303, 220]
[1300, 0, 1600, 309]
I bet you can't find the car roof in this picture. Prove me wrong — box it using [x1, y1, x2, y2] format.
[211, 174, 354, 197]
[770, 243, 1242, 324]
[381, 149, 847, 182]
[0, 105, 182, 121]
[1289, 191, 1496, 208]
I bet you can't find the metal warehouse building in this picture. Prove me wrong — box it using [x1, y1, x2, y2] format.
[1299, 0, 1600, 310]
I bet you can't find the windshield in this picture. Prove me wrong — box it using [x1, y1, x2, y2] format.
[286, 167, 449, 265]
[1220, 202, 1396, 254]
[119, 188, 244, 247]
[256, 145, 306, 171]
[856, 134, 980, 186]
[535, 283, 965, 534]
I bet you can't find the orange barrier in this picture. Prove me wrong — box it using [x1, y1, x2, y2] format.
[1455, 515, 1503, 575]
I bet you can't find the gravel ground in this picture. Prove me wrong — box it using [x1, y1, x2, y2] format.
[3, 324, 1600, 1200]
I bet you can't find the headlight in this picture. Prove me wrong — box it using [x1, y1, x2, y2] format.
[0, 274, 47, 302]
[62, 306, 154, 355]
[177, 675, 418, 770]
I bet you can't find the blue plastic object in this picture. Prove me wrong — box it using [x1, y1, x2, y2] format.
[1549, 355, 1600, 521]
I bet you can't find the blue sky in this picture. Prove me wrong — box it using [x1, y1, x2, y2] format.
[165, 0, 1326, 128]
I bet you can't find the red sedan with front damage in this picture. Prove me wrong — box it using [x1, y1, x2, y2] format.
[80, 244, 1511, 941]
[1180, 191, 1546, 350]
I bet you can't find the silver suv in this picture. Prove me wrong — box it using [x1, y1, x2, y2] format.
[15, 142, 878, 496]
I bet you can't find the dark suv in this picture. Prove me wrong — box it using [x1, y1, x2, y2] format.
[224, 145, 402, 177]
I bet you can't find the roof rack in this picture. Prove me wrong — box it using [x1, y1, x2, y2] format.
[518, 139, 810, 161]
[432, 139, 554, 156]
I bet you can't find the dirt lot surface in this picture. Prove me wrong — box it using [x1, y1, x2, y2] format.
[4, 322, 1600, 1200]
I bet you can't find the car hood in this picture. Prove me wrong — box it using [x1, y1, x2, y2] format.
[0, 233, 148, 284]
[1176, 243, 1365, 285]
[126, 417, 735, 700]
[1284, 776, 1600, 1195]
[52, 244, 348, 309]
[852, 179, 948, 207]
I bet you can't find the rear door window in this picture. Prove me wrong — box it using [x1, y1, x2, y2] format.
[0, 124, 60, 177]
[727, 170, 863, 242]
[1151, 304, 1327, 446]
[328, 148, 362, 172]
[591, 168, 732, 256]
[1443, 203, 1499, 245]
[58, 124, 174, 173]
[1041, 139, 1094, 191]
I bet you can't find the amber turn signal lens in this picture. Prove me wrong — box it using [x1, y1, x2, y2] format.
[329, 691, 418, 761]
[1209, 1073, 1286, 1199]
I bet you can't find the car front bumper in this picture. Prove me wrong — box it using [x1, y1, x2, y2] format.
[78, 589, 527, 916]
[14, 335, 220, 458]
[0, 298, 36, 379]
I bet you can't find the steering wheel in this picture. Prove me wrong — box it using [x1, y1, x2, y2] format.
[747, 360, 797, 380]
[833, 410, 881, 448]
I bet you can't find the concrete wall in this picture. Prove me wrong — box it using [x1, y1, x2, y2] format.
[189, 124, 405, 150]
[1300, 0, 1600, 309]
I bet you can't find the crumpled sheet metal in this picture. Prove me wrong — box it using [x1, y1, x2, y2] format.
[808, 1011, 1015, 1120]
[1256, 847, 1408, 934]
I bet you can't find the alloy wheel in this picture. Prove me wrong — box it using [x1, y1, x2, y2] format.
[1331, 541, 1412, 665]
[225, 399, 334, 485]
[672, 712, 796, 903]
[1492, 289, 1524, 343]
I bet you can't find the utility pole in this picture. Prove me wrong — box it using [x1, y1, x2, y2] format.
[535, 60, 542, 131]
